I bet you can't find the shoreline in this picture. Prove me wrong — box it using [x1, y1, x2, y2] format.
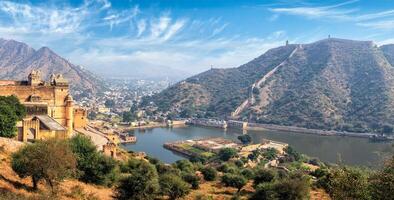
[245, 123, 378, 139]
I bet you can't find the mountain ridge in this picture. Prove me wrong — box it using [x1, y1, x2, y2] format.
[145, 38, 394, 133]
[0, 38, 105, 94]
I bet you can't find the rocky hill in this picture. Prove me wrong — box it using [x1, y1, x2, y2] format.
[0, 39, 105, 94]
[146, 38, 394, 133]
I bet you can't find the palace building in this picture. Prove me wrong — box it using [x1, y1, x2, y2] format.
[0, 70, 87, 142]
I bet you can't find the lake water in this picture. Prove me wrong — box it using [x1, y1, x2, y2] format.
[121, 126, 393, 167]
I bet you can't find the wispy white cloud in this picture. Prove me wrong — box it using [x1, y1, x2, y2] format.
[269, 0, 357, 20]
[136, 19, 146, 37]
[357, 20, 394, 30]
[0, 0, 294, 79]
[269, 0, 394, 22]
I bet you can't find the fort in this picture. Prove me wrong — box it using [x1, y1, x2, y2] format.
[0, 70, 87, 142]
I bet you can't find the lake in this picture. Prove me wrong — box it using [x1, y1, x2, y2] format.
[121, 126, 393, 167]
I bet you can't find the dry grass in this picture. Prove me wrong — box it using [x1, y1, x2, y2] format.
[0, 137, 114, 200]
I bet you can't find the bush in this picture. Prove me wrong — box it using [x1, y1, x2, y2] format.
[12, 139, 76, 191]
[237, 134, 252, 144]
[241, 168, 255, 180]
[201, 166, 217, 181]
[369, 156, 394, 200]
[251, 173, 310, 200]
[182, 173, 200, 189]
[327, 167, 371, 200]
[173, 160, 194, 173]
[160, 173, 191, 200]
[218, 148, 237, 161]
[70, 134, 117, 186]
[115, 161, 159, 200]
[253, 168, 276, 187]
[221, 173, 247, 193]
[218, 163, 238, 174]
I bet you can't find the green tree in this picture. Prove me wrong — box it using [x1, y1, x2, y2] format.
[251, 173, 310, 200]
[241, 168, 255, 180]
[221, 174, 247, 193]
[0, 95, 26, 120]
[253, 168, 276, 187]
[263, 148, 279, 161]
[160, 173, 191, 200]
[173, 159, 194, 173]
[115, 161, 159, 200]
[122, 111, 135, 122]
[182, 173, 200, 189]
[0, 105, 18, 138]
[11, 139, 76, 191]
[218, 148, 237, 161]
[284, 146, 301, 161]
[201, 166, 217, 181]
[328, 167, 371, 200]
[0, 96, 26, 138]
[369, 156, 394, 200]
[69, 134, 117, 186]
[237, 134, 252, 144]
[273, 174, 310, 200]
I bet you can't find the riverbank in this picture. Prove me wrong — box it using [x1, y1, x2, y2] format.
[190, 119, 392, 140]
[119, 122, 187, 131]
[245, 123, 381, 139]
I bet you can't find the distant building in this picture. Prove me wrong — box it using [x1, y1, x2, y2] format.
[0, 70, 87, 142]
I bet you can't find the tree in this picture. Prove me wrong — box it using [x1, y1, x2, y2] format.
[253, 168, 276, 187]
[0, 95, 26, 120]
[160, 173, 190, 200]
[11, 139, 76, 191]
[69, 134, 117, 186]
[369, 156, 394, 200]
[122, 111, 135, 122]
[116, 161, 159, 200]
[285, 146, 301, 161]
[218, 148, 237, 161]
[0, 105, 18, 138]
[201, 166, 217, 181]
[182, 173, 200, 189]
[237, 134, 252, 144]
[173, 160, 194, 173]
[221, 174, 247, 193]
[241, 168, 255, 179]
[0, 96, 25, 138]
[327, 167, 371, 200]
[251, 174, 310, 200]
[273, 174, 310, 200]
[263, 148, 279, 160]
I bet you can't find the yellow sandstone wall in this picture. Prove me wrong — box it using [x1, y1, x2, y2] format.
[74, 108, 88, 129]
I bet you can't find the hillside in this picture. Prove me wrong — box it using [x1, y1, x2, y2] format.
[146, 38, 394, 133]
[0, 39, 105, 94]
[0, 137, 113, 200]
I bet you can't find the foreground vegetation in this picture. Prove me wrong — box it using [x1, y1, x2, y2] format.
[4, 134, 393, 200]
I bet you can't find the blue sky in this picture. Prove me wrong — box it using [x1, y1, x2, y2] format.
[1, 0, 394, 78]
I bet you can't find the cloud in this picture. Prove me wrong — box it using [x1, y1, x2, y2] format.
[357, 20, 394, 30]
[269, 0, 394, 22]
[136, 19, 146, 37]
[0, 1, 85, 34]
[0, 0, 302, 79]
